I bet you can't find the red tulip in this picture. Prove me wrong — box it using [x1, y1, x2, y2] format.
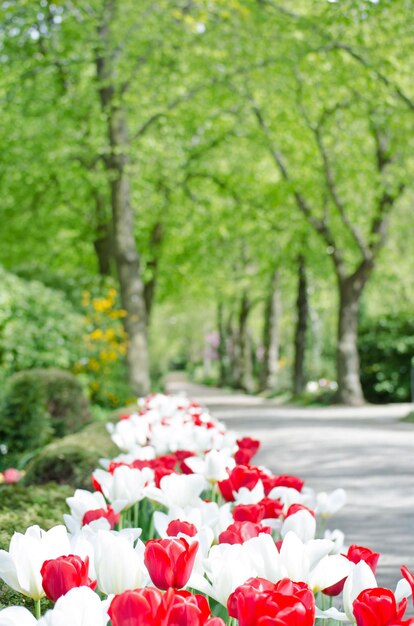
[2, 468, 22, 484]
[118, 413, 132, 421]
[228, 577, 315, 626]
[267, 474, 305, 493]
[167, 519, 198, 537]
[348, 545, 380, 572]
[82, 506, 120, 528]
[109, 587, 224, 626]
[108, 587, 165, 626]
[235, 438, 260, 465]
[401, 566, 414, 605]
[41, 554, 96, 602]
[154, 466, 175, 487]
[91, 474, 103, 493]
[260, 497, 284, 518]
[353, 587, 414, 626]
[165, 589, 210, 625]
[323, 544, 380, 597]
[108, 461, 130, 473]
[227, 577, 275, 622]
[176, 451, 196, 474]
[144, 538, 198, 589]
[218, 521, 272, 545]
[218, 466, 262, 501]
[232, 503, 265, 523]
[285, 503, 315, 518]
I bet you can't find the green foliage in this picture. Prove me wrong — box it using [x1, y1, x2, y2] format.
[359, 314, 414, 403]
[24, 421, 119, 489]
[0, 371, 52, 467]
[24, 444, 100, 490]
[0, 368, 92, 469]
[0, 267, 84, 376]
[0, 1, 413, 398]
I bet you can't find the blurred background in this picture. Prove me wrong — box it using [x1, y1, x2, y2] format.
[0, 0, 413, 472]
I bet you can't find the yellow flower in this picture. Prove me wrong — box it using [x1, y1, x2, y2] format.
[81, 291, 90, 307]
[109, 309, 127, 319]
[104, 328, 115, 341]
[93, 298, 112, 313]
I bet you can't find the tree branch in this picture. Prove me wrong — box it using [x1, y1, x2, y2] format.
[321, 44, 414, 112]
[295, 79, 371, 261]
[258, 0, 414, 112]
[131, 80, 221, 141]
[368, 121, 405, 256]
[248, 93, 346, 277]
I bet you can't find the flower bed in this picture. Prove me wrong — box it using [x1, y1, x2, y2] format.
[0, 393, 413, 625]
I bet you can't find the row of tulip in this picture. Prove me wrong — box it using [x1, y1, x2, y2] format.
[0, 392, 413, 625]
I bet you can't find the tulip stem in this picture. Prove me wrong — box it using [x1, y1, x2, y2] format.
[148, 511, 154, 539]
[34, 599, 41, 619]
[134, 501, 140, 529]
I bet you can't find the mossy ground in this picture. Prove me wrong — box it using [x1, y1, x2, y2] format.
[23, 420, 119, 489]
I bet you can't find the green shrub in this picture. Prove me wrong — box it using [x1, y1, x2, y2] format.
[24, 444, 100, 489]
[0, 266, 83, 376]
[359, 314, 414, 403]
[0, 369, 92, 466]
[0, 372, 52, 464]
[24, 421, 118, 489]
[25, 368, 91, 437]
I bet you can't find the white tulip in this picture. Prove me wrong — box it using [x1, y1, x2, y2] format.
[309, 554, 351, 592]
[94, 530, 148, 595]
[144, 473, 207, 509]
[281, 510, 316, 542]
[191, 542, 255, 606]
[0, 525, 72, 600]
[234, 479, 265, 505]
[37, 587, 109, 626]
[64, 489, 108, 533]
[279, 531, 333, 584]
[343, 561, 377, 622]
[243, 533, 282, 583]
[324, 529, 345, 554]
[0, 606, 37, 626]
[316, 488, 347, 518]
[92, 466, 154, 511]
[107, 415, 150, 452]
[184, 448, 236, 482]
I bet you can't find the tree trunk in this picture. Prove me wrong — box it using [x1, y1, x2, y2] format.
[96, 5, 150, 396]
[336, 275, 366, 405]
[109, 108, 150, 396]
[93, 191, 113, 276]
[217, 300, 229, 386]
[293, 255, 308, 395]
[233, 292, 253, 391]
[143, 222, 164, 321]
[261, 268, 282, 391]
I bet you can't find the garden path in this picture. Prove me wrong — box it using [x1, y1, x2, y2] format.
[166, 374, 414, 590]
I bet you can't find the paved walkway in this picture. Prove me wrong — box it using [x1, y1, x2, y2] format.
[166, 375, 414, 589]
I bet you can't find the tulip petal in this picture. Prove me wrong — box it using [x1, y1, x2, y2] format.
[0, 606, 37, 626]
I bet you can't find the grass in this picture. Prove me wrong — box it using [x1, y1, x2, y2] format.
[401, 410, 414, 423]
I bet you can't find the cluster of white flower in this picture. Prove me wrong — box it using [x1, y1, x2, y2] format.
[0, 393, 412, 626]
